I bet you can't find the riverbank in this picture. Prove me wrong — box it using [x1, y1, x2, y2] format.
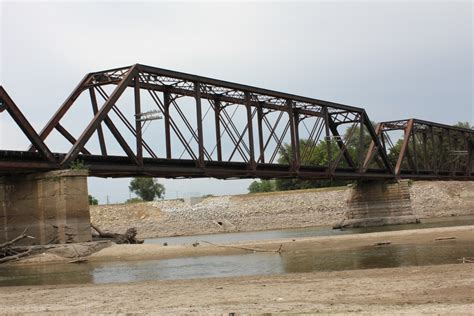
[1, 263, 472, 314]
[2, 225, 473, 314]
[90, 181, 474, 238]
[89, 224, 473, 263]
[13, 225, 474, 265]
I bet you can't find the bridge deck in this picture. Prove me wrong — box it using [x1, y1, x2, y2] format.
[0, 150, 471, 180]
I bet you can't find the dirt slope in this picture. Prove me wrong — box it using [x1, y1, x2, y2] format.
[90, 181, 474, 238]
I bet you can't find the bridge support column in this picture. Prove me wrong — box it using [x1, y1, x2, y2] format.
[0, 170, 91, 245]
[335, 180, 419, 228]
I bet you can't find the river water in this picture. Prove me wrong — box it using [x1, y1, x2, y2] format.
[0, 215, 473, 287]
[146, 215, 474, 246]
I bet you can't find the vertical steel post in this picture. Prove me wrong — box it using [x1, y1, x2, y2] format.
[164, 91, 172, 159]
[430, 126, 438, 174]
[245, 92, 256, 169]
[134, 75, 143, 165]
[324, 107, 332, 170]
[358, 114, 364, 171]
[214, 99, 222, 162]
[466, 132, 472, 175]
[411, 128, 418, 173]
[447, 129, 453, 173]
[257, 102, 265, 163]
[422, 132, 428, 171]
[287, 99, 299, 171]
[194, 82, 204, 167]
[439, 133, 444, 172]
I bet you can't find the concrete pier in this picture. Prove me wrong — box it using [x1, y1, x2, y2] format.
[335, 180, 419, 228]
[0, 170, 91, 245]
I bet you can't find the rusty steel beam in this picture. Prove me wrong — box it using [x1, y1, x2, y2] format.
[29, 73, 92, 151]
[0, 86, 56, 163]
[134, 73, 143, 166]
[61, 65, 139, 166]
[245, 92, 256, 170]
[55, 123, 91, 155]
[378, 118, 473, 178]
[89, 88, 107, 156]
[0, 65, 472, 182]
[395, 119, 414, 175]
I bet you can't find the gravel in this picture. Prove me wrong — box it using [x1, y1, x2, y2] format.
[90, 181, 474, 239]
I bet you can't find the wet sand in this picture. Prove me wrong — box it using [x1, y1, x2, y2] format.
[90, 225, 474, 262]
[1, 225, 473, 314]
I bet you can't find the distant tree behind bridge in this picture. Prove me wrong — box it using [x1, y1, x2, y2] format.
[88, 195, 98, 205]
[129, 177, 165, 201]
[454, 121, 473, 129]
[248, 125, 360, 193]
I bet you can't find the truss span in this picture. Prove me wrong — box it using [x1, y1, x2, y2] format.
[0, 64, 472, 180]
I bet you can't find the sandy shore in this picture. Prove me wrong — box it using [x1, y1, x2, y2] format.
[14, 224, 474, 264]
[0, 264, 472, 314]
[1, 225, 473, 314]
[87, 225, 474, 262]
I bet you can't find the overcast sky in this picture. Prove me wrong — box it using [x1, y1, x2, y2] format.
[0, 0, 472, 203]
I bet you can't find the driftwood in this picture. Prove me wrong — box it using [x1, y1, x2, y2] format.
[0, 228, 35, 264]
[457, 257, 474, 264]
[435, 236, 457, 241]
[200, 240, 283, 254]
[91, 224, 144, 244]
[374, 241, 392, 246]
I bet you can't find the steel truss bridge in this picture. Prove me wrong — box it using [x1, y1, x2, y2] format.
[0, 64, 472, 180]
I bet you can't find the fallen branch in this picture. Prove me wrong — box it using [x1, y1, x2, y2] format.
[435, 236, 457, 241]
[91, 224, 144, 244]
[457, 257, 474, 264]
[199, 240, 283, 254]
[0, 228, 35, 264]
[0, 228, 35, 248]
[0, 248, 32, 264]
[374, 241, 392, 246]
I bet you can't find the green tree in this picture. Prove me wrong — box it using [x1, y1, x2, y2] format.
[247, 122, 379, 192]
[88, 195, 98, 205]
[129, 177, 165, 201]
[276, 139, 350, 191]
[454, 121, 473, 129]
[248, 179, 275, 193]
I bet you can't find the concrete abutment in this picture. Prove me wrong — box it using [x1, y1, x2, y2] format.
[0, 170, 91, 245]
[335, 179, 419, 229]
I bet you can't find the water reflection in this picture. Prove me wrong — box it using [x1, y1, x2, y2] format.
[92, 253, 285, 283]
[280, 240, 471, 273]
[0, 262, 94, 287]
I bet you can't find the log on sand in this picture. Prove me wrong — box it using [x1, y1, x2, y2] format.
[91, 224, 144, 244]
[0, 228, 35, 264]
